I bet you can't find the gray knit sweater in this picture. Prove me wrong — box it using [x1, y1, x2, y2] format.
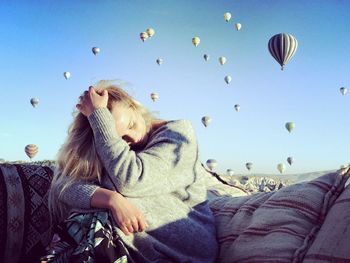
[51, 108, 218, 263]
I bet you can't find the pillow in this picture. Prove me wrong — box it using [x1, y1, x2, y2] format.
[0, 163, 54, 263]
[208, 167, 350, 263]
[303, 178, 350, 262]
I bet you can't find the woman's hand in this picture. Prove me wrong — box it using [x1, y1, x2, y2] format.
[76, 86, 109, 117]
[109, 191, 149, 236]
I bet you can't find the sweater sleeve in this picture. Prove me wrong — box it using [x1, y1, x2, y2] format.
[87, 108, 199, 197]
[52, 175, 100, 209]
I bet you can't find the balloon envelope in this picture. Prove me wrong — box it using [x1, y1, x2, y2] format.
[201, 116, 212, 127]
[235, 23, 242, 31]
[246, 162, 253, 171]
[234, 104, 240, 112]
[25, 144, 38, 160]
[203, 54, 210, 61]
[140, 32, 149, 42]
[150, 92, 159, 102]
[92, 47, 100, 55]
[63, 71, 70, 79]
[285, 122, 295, 133]
[146, 28, 155, 37]
[156, 58, 163, 65]
[268, 33, 298, 70]
[224, 75, 232, 84]
[30, 98, 39, 108]
[206, 159, 218, 171]
[192, 37, 200, 47]
[287, 157, 293, 165]
[224, 12, 232, 22]
[277, 163, 285, 174]
[340, 87, 347, 95]
[226, 169, 234, 176]
[219, 56, 226, 65]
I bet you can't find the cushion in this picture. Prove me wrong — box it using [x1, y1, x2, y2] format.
[0, 164, 54, 263]
[208, 167, 350, 263]
[303, 179, 350, 262]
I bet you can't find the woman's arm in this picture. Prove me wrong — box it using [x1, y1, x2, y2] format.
[92, 188, 148, 235]
[88, 108, 199, 197]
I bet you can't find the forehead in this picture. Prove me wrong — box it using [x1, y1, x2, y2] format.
[111, 103, 133, 126]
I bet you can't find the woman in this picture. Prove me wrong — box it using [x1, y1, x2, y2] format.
[48, 80, 219, 262]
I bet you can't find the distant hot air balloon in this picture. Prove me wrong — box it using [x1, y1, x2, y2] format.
[201, 116, 212, 127]
[223, 12, 232, 22]
[287, 156, 294, 166]
[25, 144, 38, 160]
[246, 162, 253, 171]
[234, 104, 240, 112]
[63, 71, 71, 80]
[156, 58, 163, 65]
[277, 163, 285, 174]
[146, 28, 155, 37]
[140, 32, 149, 42]
[30, 98, 39, 108]
[219, 56, 227, 65]
[92, 47, 100, 55]
[224, 75, 232, 84]
[203, 54, 210, 61]
[226, 169, 234, 176]
[285, 122, 295, 133]
[150, 92, 159, 102]
[206, 159, 218, 171]
[235, 23, 242, 31]
[340, 87, 347, 95]
[192, 37, 200, 47]
[268, 33, 298, 70]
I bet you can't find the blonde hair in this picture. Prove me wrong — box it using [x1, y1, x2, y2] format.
[49, 80, 156, 223]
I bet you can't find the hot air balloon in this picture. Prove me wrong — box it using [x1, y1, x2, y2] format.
[192, 37, 200, 47]
[30, 98, 39, 108]
[340, 87, 347, 95]
[235, 23, 242, 31]
[226, 169, 234, 176]
[206, 159, 218, 171]
[140, 32, 149, 42]
[246, 162, 253, 171]
[150, 92, 159, 102]
[219, 56, 226, 65]
[201, 116, 212, 127]
[92, 47, 100, 55]
[25, 144, 38, 160]
[146, 28, 155, 37]
[285, 122, 295, 133]
[234, 104, 240, 112]
[203, 54, 210, 61]
[224, 12, 232, 22]
[287, 156, 293, 166]
[224, 75, 232, 84]
[277, 163, 285, 174]
[63, 71, 71, 80]
[268, 33, 298, 70]
[156, 58, 163, 65]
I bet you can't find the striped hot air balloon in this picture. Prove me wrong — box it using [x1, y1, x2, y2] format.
[268, 33, 298, 70]
[25, 144, 38, 160]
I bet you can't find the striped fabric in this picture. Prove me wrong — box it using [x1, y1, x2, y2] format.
[209, 167, 350, 263]
[303, 178, 350, 262]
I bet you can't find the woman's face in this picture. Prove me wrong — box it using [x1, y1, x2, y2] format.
[111, 102, 149, 149]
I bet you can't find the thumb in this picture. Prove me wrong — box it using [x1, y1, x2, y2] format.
[102, 90, 108, 97]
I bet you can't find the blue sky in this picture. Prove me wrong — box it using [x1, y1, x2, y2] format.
[1, 0, 349, 175]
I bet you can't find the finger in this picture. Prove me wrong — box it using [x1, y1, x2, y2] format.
[126, 223, 134, 234]
[131, 218, 139, 232]
[120, 225, 131, 236]
[138, 218, 146, 232]
[79, 95, 83, 101]
[89, 86, 96, 94]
